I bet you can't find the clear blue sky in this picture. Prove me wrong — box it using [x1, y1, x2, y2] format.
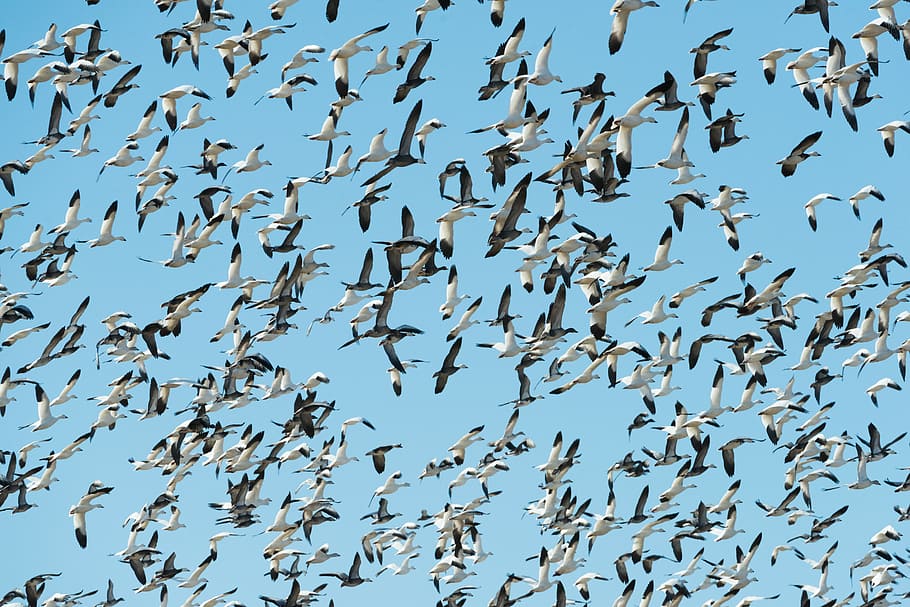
[1, 1, 909, 607]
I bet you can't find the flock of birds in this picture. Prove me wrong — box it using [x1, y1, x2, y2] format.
[3, 1, 910, 607]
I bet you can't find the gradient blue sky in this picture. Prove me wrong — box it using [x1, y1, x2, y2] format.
[1, 1, 910, 607]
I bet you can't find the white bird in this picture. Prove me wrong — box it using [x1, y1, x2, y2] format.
[81, 200, 124, 248]
[371, 471, 410, 504]
[48, 190, 92, 236]
[329, 23, 390, 98]
[626, 295, 678, 327]
[477, 319, 527, 358]
[615, 84, 664, 177]
[804, 192, 840, 232]
[61, 125, 98, 158]
[19, 384, 68, 431]
[416, 118, 445, 159]
[848, 185, 885, 219]
[609, 0, 660, 55]
[98, 143, 145, 179]
[256, 73, 318, 109]
[736, 251, 771, 281]
[224, 144, 271, 181]
[758, 48, 800, 84]
[521, 547, 555, 594]
[866, 377, 901, 406]
[159, 85, 212, 130]
[2, 48, 56, 101]
[179, 102, 216, 131]
[869, 524, 901, 546]
[281, 45, 324, 81]
[360, 46, 396, 87]
[786, 46, 827, 110]
[877, 120, 910, 157]
[518, 30, 561, 86]
[127, 101, 162, 140]
[377, 553, 420, 577]
[68, 480, 113, 548]
[447, 296, 483, 341]
[852, 18, 898, 77]
[306, 110, 351, 141]
[355, 129, 394, 173]
[643, 226, 683, 272]
[17, 223, 50, 255]
[439, 266, 469, 320]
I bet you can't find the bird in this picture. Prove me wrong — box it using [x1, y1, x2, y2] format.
[866, 377, 901, 406]
[126, 101, 162, 141]
[69, 480, 113, 548]
[19, 384, 68, 431]
[0, 162, 29, 196]
[615, 82, 667, 178]
[517, 30, 561, 87]
[330, 23, 389, 98]
[60, 125, 99, 157]
[804, 193, 841, 232]
[361, 99, 425, 187]
[319, 552, 372, 587]
[663, 187, 705, 231]
[80, 200, 125, 248]
[691, 28, 733, 80]
[281, 45, 325, 80]
[777, 131, 822, 177]
[98, 143, 145, 179]
[643, 226, 684, 272]
[393, 41, 434, 103]
[159, 84, 212, 130]
[561, 72, 614, 123]
[758, 48, 801, 84]
[256, 73, 318, 109]
[609, 0, 660, 55]
[877, 120, 910, 156]
[848, 185, 885, 219]
[786, 0, 833, 33]
[434, 337, 467, 394]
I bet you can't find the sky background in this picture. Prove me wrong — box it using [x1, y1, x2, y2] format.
[2, 1, 910, 606]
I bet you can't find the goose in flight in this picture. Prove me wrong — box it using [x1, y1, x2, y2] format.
[848, 184, 885, 219]
[562, 72, 614, 123]
[330, 23, 389, 98]
[877, 120, 910, 156]
[643, 226, 683, 272]
[786, 47, 827, 109]
[393, 41, 434, 103]
[19, 384, 68, 431]
[777, 130, 822, 177]
[359, 45, 395, 87]
[159, 84, 212, 130]
[434, 337, 467, 394]
[81, 200, 125, 248]
[615, 80, 669, 177]
[609, 0, 660, 55]
[803, 192, 840, 231]
[758, 48, 800, 84]
[361, 99, 425, 187]
[517, 30, 561, 87]
[786, 0, 833, 33]
[691, 28, 733, 80]
[639, 106, 691, 172]
[280, 45, 325, 81]
[320, 552, 372, 587]
[486, 17, 529, 66]
[69, 480, 113, 548]
[256, 73, 318, 109]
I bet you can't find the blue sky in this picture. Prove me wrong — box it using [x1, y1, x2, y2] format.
[2, 1, 910, 607]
